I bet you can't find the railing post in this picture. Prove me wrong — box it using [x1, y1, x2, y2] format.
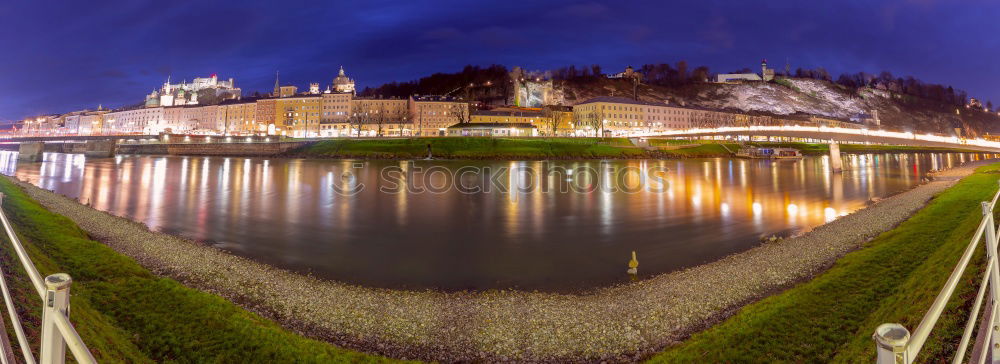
[983, 201, 1000, 363]
[39, 274, 71, 364]
[874, 323, 910, 364]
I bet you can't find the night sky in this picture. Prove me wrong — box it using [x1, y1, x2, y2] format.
[1, 0, 997, 121]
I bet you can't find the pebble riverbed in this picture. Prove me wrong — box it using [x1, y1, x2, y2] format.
[7, 159, 993, 362]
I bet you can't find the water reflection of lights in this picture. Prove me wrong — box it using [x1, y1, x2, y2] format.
[824, 207, 837, 222]
[3, 151, 995, 288]
[786, 203, 799, 215]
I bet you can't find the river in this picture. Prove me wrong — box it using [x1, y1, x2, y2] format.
[1, 151, 992, 291]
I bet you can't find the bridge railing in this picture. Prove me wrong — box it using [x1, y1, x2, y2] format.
[0, 193, 95, 364]
[873, 180, 1000, 364]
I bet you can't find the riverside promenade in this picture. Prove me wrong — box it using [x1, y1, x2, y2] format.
[6, 160, 992, 362]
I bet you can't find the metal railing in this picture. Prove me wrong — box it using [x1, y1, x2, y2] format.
[874, 181, 1000, 364]
[0, 193, 95, 364]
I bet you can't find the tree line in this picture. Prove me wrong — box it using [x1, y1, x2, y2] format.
[359, 62, 984, 111]
[359, 64, 509, 101]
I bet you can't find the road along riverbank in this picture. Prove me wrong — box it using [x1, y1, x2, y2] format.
[6, 159, 995, 362]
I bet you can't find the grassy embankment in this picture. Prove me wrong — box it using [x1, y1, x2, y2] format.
[650, 138, 983, 155]
[294, 137, 737, 159]
[750, 141, 983, 155]
[294, 137, 979, 160]
[0, 178, 398, 363]
[650, 163, 1000, 362]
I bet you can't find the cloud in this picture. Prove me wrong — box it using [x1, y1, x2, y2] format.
[100, 69, 128, 78]
[474, 26, 518, 48]
[700, 15, 734, 50]
[421, 27, 464, 41]
[560, 2, 609, 18]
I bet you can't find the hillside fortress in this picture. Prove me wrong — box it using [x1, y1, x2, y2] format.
[145, 74, 242, 107]
[716, 60, 776, 83]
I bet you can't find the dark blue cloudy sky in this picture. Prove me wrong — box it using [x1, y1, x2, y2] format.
[0, 0, 997, 121]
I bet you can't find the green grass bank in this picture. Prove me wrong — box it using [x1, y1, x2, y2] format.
[650, 163, 1000, 362]
[748, 141, 982, 155]
[291, 137, 984, 160]
[291, 137, 736, 159]
[0, 178, 398, 363]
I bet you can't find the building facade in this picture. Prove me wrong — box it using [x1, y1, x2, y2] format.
[274, 95, 322, 137]
[104, 107, 165, 134]
[347, 98, 410, 137]
[447, 122, 536, 137]
[410, 96, 468, 136]
[216, 100, 259, 135]
[572, 97, 737, 136]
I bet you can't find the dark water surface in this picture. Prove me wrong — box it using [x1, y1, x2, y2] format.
[3, 151, 992, 291]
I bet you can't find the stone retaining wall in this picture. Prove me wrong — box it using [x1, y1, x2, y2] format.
[118, 141, 309, 156]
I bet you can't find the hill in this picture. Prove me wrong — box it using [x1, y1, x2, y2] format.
[558, 77, 1000, 136]
[363, 65, 1000, 136]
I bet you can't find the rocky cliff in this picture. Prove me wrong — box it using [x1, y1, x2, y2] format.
[558, 77, 999, 136]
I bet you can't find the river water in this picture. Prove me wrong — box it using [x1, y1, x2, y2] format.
[1, 151, 992, 291]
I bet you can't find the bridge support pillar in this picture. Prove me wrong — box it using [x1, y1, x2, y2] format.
[84, 140, 117, 158]
[17, 142, 44, 162]
[829, 142, 843, 173]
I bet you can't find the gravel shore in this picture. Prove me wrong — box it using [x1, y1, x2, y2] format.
[7, 159, 993, 362]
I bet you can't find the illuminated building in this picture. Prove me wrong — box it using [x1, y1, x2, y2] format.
[716, 59, 775, 83]
[410, 95, 468, 136]
[216, 100, 259, 135]
[274, 95, 322, 137]
[573, 97, 732, 136]
[447, 122, 536, 137]
[332, 66, 356, 94]
[347, 98, 410, 137]
[145, 74, 241, 107]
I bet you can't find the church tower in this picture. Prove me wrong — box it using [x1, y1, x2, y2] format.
[273, 71, 280, 97]
[333, 66, 356, 94]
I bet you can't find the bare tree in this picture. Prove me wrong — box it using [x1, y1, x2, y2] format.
[543, 107, 561, 136]
[374, 103, 387, 137]
[690, 110, 734, 129]
[575, 106, 605, 137]
[450, 102, 469, 125]
[350, 111, 367, 137]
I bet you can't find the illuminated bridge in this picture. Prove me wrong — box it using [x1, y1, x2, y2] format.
[646, 125, 1000, 153]
[0, 134, 159, 143]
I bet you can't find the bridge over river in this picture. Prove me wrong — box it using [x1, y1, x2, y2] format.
[645, 125, 1000, 153]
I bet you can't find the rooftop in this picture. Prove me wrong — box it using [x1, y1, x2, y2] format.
[576, 96, 668, 107]
[447, 122, 537, 129]
[472, 110, 544, 117]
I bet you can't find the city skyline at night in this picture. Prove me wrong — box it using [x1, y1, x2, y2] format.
[1, 0, 998, 121]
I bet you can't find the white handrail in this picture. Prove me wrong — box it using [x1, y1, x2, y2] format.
[0, 195, 45, 297]
[953, 257, 993, 364]
[52, 314, 95, 363]
[0, 252, 36, 364]
[906, 213, 990, 358]
[875, 181, 1000, 364]
[0, 193, 96, 364]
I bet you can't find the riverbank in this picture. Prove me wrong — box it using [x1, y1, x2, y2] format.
[286, 137, 737, 159]
[6, 159, 993, 361]
[281, 137, 988, 160]
[748, 141, 981, 155]
[651, 161, 1000, 362]
[0, 178, 395, 362]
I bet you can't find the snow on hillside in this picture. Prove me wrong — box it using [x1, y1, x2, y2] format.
[692, 78, 865, 119]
